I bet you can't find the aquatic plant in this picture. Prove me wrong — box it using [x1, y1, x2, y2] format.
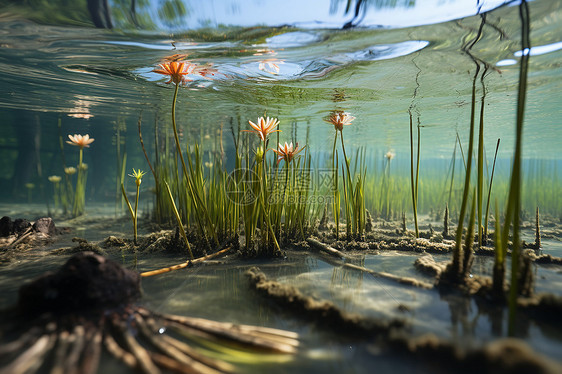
[47, 175, 61, 212]
[451, 65, 480, 279]
[326, 111, 364, 238]
[245, 116, 281, 141]
[476, 66, 489, 248]
[62, 166, 76, 213]
[272, 142, 304, 232]
[121, 168, 146, 246]
[246, 116, 282, 254]
[504, 0, 530, 335]
[24, 183, 34, 204]
[164, 181, 193, 259]
[483, 139, 501, 245]
[461, 191, 476, 279]
[154, 59, 219, 246]
[492, 200, 506, 298]
[66, 134, 94, 217]
[113, 117, 127, 216]
[378, 150, 395, 220]
[443, 204, 449, 238]
[408, 111, 420, 238]
[271, 141, 310, 241]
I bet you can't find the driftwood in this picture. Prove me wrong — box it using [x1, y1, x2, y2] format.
[140, 247, 232, 277]
[306, 237, 351, 259]
[307, 237, 433, 289]
[343, 263, 434, 289]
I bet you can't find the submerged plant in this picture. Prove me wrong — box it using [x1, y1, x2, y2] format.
[503, 0, 531, 334]
[63, 166, 76, 214]
[325, 111, 364, 239]
[66, 134, 94, 217]
[483, 138, 501, 245]
[245, 116, 282, 254]
[154, 59, 219, 247]
[408, 112, 421, 238]
[24, 183, 35, 204]
[165, 181, 193, 259]
[121, 168, 146, 246]
[48, 175, 62, 212]
[380, 150, 395, 219]
[272, 141, 308, 241]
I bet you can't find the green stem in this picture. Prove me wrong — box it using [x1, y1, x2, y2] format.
[409, 111, 419, 238]
[477, 66, 488, 248]
[170, 83, 218, 246]
[415, 122, 421, 222]
[484, 138, 500, 242]
[507, 0, 530, 336]
[340, 131, 355, 236]
[259, 142, 281, 254]
[453, 62, 480, 275]
[165, 181, 193, 260]
[332, 132, 339, 239]
[134, 183, 140, 244]
[121, 183, 136, 245]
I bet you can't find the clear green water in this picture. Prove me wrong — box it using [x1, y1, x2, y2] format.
[1, 0, 561, 213]
[1, 0, 562, 372]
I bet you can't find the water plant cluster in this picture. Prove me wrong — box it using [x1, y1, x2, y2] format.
[135, 59, 368, 256]
[47, 127, 94, 218]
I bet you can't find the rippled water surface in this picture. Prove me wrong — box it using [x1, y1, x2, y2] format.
[1, 1, 561, 159]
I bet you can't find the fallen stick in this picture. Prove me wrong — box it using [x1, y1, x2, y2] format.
[343, 263, 434, 289]
[306, 238, 351, 259]
[307, 238, 433, 289]
[140, 247, 231, 277]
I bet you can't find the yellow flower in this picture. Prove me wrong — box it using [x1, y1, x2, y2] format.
[64, 166, 77, 175]
[48, 175, 62, 183]
[272, 142, 305, 165]
[245, 116, 280, 141]
[325, 111, 355, 132]
[66, 134, 95, 149]
[129, 168, 146, 187]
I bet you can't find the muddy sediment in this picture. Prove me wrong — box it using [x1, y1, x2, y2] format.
[247, 267, 562, 374]
[388, 333, 562, 374]
[245, 266, 406, 337]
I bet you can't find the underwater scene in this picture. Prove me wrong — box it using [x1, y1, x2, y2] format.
[1, 0, 562, 373]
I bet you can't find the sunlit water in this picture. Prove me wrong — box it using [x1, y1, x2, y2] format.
[1, 0, 562, 372]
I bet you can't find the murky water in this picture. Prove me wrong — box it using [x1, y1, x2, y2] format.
[1, 0, 562, 372]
